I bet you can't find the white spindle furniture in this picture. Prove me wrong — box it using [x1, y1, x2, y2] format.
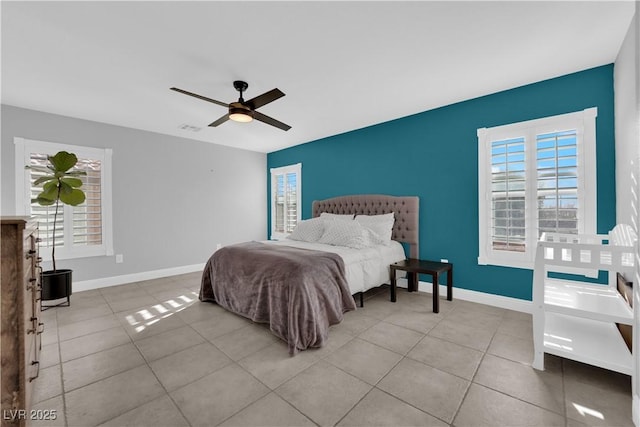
[532, 224, 637, 375]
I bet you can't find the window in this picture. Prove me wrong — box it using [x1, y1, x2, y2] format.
[15, 137, 113, 261]
[270, 163, 301, 240]
[478, 108, 597, 269]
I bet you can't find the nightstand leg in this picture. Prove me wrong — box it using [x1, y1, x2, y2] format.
[447, 268, 453, 301]
[390, 269, 397, 303]
[408, 272, 418, 292]
[432, 272, 439, 313]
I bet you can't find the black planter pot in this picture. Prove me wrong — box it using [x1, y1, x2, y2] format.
[41, 269, 72, 308]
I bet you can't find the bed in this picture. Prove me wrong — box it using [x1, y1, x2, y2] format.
[199, 194, 419, 354]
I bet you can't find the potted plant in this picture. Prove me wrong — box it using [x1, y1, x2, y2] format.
[27, 151, 86, 307]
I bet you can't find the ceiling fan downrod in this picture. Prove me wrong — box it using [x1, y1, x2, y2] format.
[233, 80, 249, 103]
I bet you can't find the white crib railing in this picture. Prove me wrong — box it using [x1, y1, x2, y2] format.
[532, 224, 637, 375]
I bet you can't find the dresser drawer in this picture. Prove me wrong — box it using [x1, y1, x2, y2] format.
[1, 217, 41, 425]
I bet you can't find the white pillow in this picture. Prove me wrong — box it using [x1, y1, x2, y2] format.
[320, 212, 354, 221]
[362, 227, 386, 246]
[355, 213, 395, 243]
[287, 217, 325, 242]
[318, 220, 376, 249]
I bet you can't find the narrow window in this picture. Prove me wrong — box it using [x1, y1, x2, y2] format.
[270, 163, 301, 240]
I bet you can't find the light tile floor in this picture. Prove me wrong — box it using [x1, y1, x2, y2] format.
[32, 272, 633, 427]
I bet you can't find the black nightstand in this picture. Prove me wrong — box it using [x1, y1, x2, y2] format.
[389, 259, 453, 313]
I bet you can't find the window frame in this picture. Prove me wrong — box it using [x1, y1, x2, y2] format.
[14, 137, 114, 261]
[477, 108, 597, 269]
[270, 163, 301, 241]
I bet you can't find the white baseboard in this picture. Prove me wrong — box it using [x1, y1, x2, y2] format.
[395, 278, 532, 314]
[73, 263, 205, 292]
[74, 266, 532, 314]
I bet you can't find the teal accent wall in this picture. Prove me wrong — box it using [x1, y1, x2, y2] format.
[267, 65, 616, 301]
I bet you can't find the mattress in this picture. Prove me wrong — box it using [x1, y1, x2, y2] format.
[267, 239, 406, 295]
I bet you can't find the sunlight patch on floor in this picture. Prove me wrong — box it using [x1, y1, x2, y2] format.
[572, 402, 605, 420]
[123, 291, 199, 333]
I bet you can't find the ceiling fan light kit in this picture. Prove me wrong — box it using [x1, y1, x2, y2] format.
[170, 80, 291, 131]
[229, 103, 254, 123]
[229, 111, 253, 122]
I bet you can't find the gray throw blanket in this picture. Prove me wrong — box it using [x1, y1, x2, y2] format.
[199, 242, 356, 355]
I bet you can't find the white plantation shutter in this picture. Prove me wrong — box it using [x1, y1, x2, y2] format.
[274, 174, 285, 233]
[478, 108, 596, 269]
[15, 138, 113, 261]
[270, 163, 301, 240]
[72, 158, 103, 246]
[491, 137, 526, 252]
[536, 130, 579, 236]
[29, 153, 65, 249]
[284, 171, 298, 233]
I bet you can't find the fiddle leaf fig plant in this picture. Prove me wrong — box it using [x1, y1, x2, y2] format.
[27, 151, 86, 271]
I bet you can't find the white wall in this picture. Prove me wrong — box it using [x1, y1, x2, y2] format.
[1, 105, 267, 285]
[615, 9, 639, 229]
[636, 4, 640, 424]
[613, 4, 639, 425]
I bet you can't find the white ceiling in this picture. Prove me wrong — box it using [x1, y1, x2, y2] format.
[1, 1, 635, 153]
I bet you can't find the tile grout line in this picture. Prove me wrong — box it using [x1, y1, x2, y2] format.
[451, 314, 570, 425]
[55, 309, 69, 427]
[330, 302, 456, 426]
[561, 359, 569, 427]
[151, 282, 265, 427]
[89, 278, 202, 427]
[38, 276, 634, 427]
[213, 361, 317, 427]
[57, 325, 133, 364]
[448, 306, 504, 426]
[472, 352, 568, 419]
[54, 280, 200, 426]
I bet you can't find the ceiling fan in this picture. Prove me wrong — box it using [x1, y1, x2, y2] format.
[170, 81, 291, 131]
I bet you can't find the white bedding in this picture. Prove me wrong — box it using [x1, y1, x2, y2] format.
[266, 239, 406, 295]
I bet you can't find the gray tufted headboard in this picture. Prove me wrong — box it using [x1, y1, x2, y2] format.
[312, 194, 419, 259]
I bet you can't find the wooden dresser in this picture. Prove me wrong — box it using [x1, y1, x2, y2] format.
[1, 217, 42, 426]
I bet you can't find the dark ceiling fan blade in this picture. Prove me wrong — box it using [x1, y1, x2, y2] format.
[245, 88, 285, 110]
[208, 114, 230, 127]
[253, 111, 291, 131]
[170, 87, 229, 108]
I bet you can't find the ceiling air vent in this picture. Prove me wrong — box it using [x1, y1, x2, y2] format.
[178, 123, 202, 132]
